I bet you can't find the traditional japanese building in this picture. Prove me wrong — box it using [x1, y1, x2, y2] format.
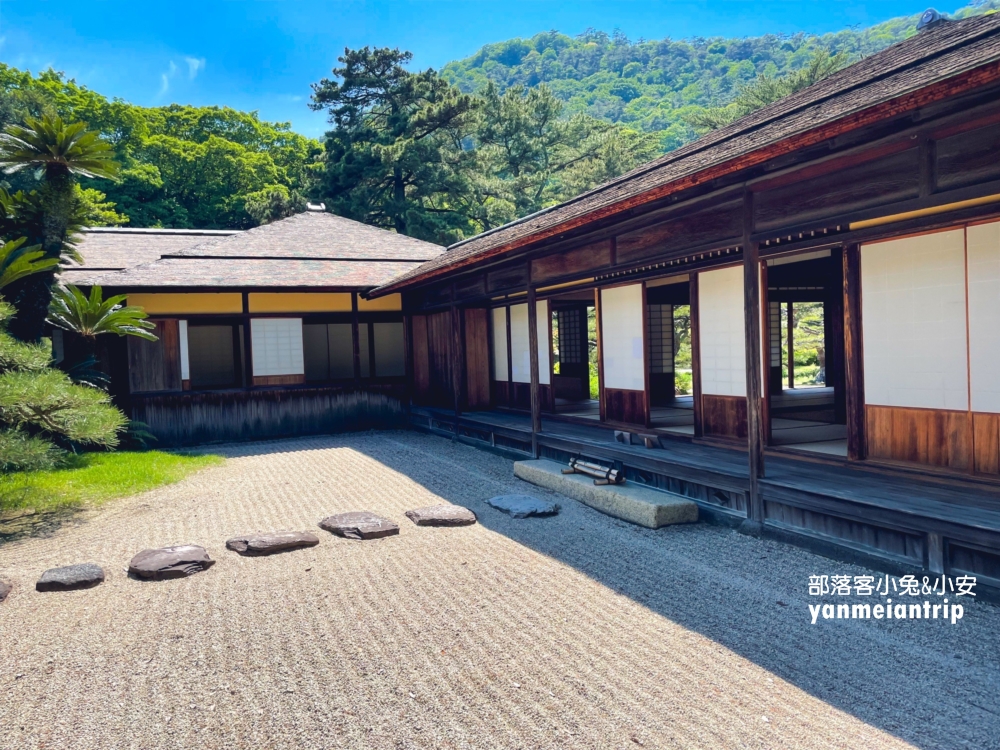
[85, 12, 1000, 591]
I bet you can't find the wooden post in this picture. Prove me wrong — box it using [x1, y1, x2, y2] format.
[451, 288, 463, 439]
[595, 287, 606, 422]
[690, 274, 703, 438]
[527, 285, 541, 457]
[759, 262, 771, 446]
[743, 188, 766, 531]
[351, 293, 361, 384]
[843, 243, 866, 460]
[241, 292, 253, 389]
[786, 301, 794, 389]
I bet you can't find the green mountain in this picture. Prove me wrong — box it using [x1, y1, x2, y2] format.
[442, 2, 1000, 151]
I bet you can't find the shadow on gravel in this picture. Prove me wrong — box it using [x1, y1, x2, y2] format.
[0, 507, 89, 545]
[345, 431, 998, 750]
[155, 430, 997, 749]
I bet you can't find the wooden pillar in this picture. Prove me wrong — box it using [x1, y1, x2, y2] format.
[843, 243, 867, 460]
[759, 262, 771, 445]
[743, 189, 766, 529]
[527, 285, 541, 457]
[241, 292, 253, 389]
[829, 248, 847, 424]
[451, 287, 463, 438]
[351, 293, 361, 384]
[689, 274, 703, 438]
[595, 287, 606, 422]
[786, 301, 794, 389]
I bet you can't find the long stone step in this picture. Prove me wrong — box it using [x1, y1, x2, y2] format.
[513, 459, 698, 528]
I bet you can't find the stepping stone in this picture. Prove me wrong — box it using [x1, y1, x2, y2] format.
[0, 580, 12, 603]
[36, 563, 105, 592]
[405, 505, 477, 527]
[485, 494, 560, 519]
[318, 512, 399, 540]
[226, 531, 319, 556]
[129, 545, 215, 580]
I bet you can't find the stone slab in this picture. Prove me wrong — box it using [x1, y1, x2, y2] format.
[226, 531, 320, 555]
[129, 545, 215, 580]
[36, 563, 105, 592]
[0, 580, 10, 602]
[319, 512, 400, 540]
[513, 459, 698, 528]
[405, 505, 477, 527]
[485, 494, 560, 519]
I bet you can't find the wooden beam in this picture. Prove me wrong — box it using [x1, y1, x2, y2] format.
[241, 292, 253, 389]
[690, 274, 703, 438]
[351, 292, 361, 383]
[786, 301, 795, 389]
[743, 189, 766, 529]
[527, 284, 541, 457]
[843, 243, 867, 460]
[595, 287, 606, 422]
[759, 262, 772, 445]
[451, 288, 463, 437]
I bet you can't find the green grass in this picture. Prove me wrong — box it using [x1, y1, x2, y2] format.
[0, 451, 224, 514]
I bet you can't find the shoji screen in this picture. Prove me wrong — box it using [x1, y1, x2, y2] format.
[251, 318, 305, 377]
[968, 221, 1000, 414]
[861, 229, 968, 410]
[698, 266, 746, 397]
[509, 302, 551, 385]
[491, 307, 508, 381]
[600, 284, 645, 391]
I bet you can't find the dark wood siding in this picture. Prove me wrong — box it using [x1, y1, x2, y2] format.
[866, 405, 970, 471]
[464, 308, 491, 409]
[702, 394, 748, 440]
[602, 387, 648, 426]
[935, 120, 1000, 191]
[754, 147, 920, 232]
[616, 200, 742, 265]
[531, 240, 612, 283]
[128, 318, 181, 393]
[412, 314, 431, 403]
[973, 412, 1000, 475]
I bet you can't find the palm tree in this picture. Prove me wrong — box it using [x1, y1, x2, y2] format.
[0, 237, 57, 290]
[0, 115, 120, 342]
[49, 284, 156, 341]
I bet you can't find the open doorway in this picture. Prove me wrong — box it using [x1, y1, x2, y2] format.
[765, 250, 847, 456]
[646, 275, 695, 435]
[550, 290, 599, 420]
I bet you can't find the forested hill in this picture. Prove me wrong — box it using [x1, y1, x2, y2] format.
[441, 1, 1000, 151]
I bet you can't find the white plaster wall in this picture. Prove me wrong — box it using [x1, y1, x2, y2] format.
[509, 302, 550, 385]
[251, 318, 305, 376]
[178, 320, 190, 380]
[861, 229, 968, 410]
[600, 284, 645, 391]
[491, 307, 509, 382]
[698, 266, 746, 397]
[968, 221, 1000, 413]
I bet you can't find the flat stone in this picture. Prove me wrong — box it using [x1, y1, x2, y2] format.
[514, 458, 698, 528]
[129, 545, 215, 580]
[226, 531, 320, 556]
[35, 563, 105, 592]
[405, 504, 477, 527]
[0, 580, 12, 602]
[485, 494, 560, 519]
[319, 512, 399, 540]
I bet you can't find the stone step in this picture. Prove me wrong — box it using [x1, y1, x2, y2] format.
[513, 459, 698, 529]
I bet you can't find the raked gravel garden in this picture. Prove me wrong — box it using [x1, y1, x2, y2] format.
[0, 430, 998, 750]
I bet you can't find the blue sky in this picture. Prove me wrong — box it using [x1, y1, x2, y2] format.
[1, 1, 940, 138]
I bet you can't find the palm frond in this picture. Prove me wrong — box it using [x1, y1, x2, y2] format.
[48, 284, 158, 340]
[0, 114, 120, 181]
[0, 237, 57, 289]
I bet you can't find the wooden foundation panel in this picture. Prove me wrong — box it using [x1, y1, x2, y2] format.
[702, 394, 748, 440]
[973, 412, 1000, 475]
[252, 374, 305, 386]
[865, 405, 971, 471]
[602, 387, 648, 426]
[464, 308, 491, 409]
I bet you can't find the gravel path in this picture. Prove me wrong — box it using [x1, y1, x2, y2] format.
[0, 431, 997, 750]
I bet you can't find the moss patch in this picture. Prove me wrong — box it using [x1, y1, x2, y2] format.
[0, 451, 223, 515]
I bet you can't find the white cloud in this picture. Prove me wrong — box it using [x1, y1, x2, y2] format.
[184, 57, 205, 80]
[158, 60, 178, 96]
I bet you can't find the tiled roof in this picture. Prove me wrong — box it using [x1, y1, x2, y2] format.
[174, 211, 445, 261]
[97, 257, 425, 289]
[68, 210, 445, 290]
[63, 227, 238, 285]
[374, 13, 1000, 294]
